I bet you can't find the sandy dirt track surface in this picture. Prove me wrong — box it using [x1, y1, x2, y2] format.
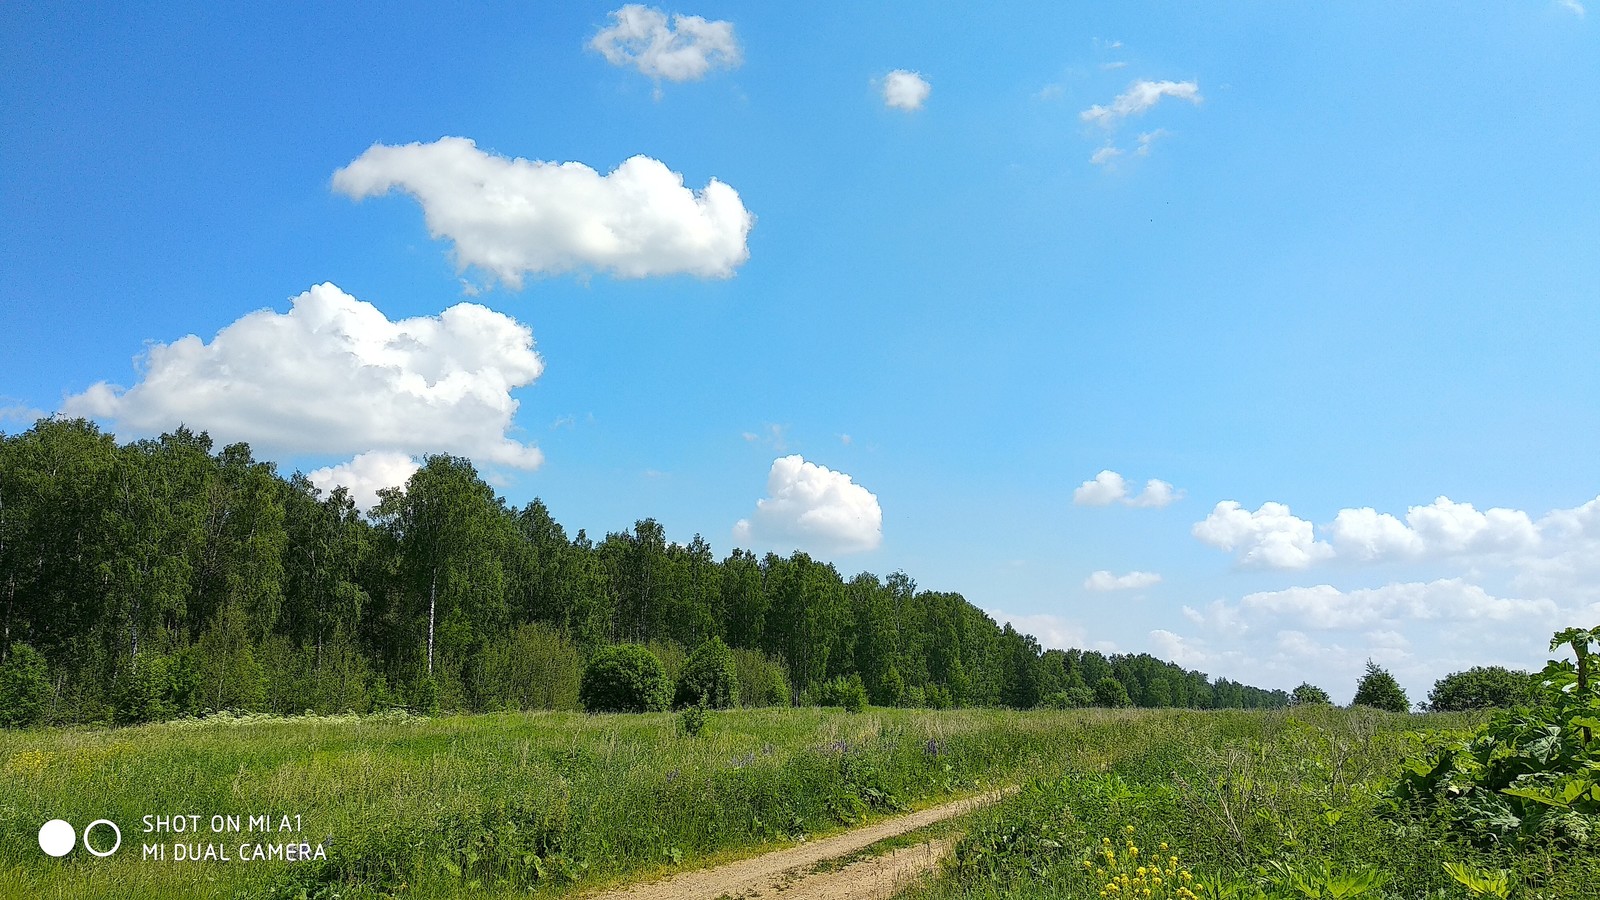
[579, 789, 1010, 900]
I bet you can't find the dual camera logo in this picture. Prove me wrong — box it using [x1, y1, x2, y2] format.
[38, 818, 122, 858]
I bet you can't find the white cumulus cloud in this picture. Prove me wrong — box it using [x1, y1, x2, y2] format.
[1081, 80, 1202, 127]
[1327, 496, 1539, 562]
[1192, 500, 1334, 569]
[1084, 570, 1162, 591]
[63, 283, 546, 469]
[589, 5, 741, 83]
[1073, 470, 1127, 505]
[733, 455, 882, 554]
[881, 70, 931, 111]
[1074, 470, 1184, 507]
[307, 451, 421, 515]
[1128, 478, 1183, 508]
[333, 137, 754, 287]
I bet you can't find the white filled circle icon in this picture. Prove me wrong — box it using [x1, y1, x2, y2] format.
[38, 819, 75, 857]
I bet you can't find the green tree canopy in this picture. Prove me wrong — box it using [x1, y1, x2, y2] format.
[1290, 682, 1332, 706]
[1352, 660, 1409, 712]
[1426, 665, 1536, 711]
[1093, 676, 1131, 708]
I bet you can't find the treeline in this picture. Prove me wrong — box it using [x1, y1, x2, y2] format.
[0, 419, 1288, 725]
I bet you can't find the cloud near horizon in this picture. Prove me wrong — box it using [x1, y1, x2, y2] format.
[734, 455, 883, 554]
[63, 283, 546, 470]
[333, 137, 754, 286]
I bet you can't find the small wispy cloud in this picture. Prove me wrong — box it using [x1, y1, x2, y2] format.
[1134, 129, 1168, 157]
[1084, 570, 1163, 592]
[1558, 0, 1585, 18]
[1081, 80, 1202, 128]
[743, 423, 789, 451]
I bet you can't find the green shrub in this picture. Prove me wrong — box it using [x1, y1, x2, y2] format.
[732, 648, 790, 706]
[0, 643, 52, 727]
[675, 636, 739, 709]
[1290, 682, 1332, 706]
[677, 702, 709, 736]
[473, 622, 582, 711]
[811, 674, 868, 712]
[113, 652, 188, 724]
[1427, 665, 1536, 712]
[410, 673, 440, 715]
[580, 644, 671, 713]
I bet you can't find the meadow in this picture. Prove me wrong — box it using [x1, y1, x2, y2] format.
[2, 705, 1594, 899]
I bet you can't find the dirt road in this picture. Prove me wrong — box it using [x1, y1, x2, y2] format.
[580, 789, 1008, 900]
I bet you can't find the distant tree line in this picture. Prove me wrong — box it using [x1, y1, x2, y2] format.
[0, 418, 1292, 726]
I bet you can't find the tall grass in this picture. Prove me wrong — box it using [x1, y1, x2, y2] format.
[1, 707, 1059, 899]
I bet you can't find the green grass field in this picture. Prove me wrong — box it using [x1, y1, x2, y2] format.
[2, 706, 1594, 899]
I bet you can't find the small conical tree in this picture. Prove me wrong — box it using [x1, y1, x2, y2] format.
[1352, 659, 1409, 712]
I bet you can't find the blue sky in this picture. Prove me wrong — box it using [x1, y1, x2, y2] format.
[3, 2, 1596, 704]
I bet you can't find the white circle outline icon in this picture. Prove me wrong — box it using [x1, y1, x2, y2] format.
[38, 819, 75, 857]
[83, 819, 122, 857]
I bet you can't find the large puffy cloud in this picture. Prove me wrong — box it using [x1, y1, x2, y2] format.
[1081, 80, 1202, 127]
[733, 455, 882, 554]
[881, 70, 931, 110]
[1198, 493, 1556, 570]
[589, 5, 741, 83]
[307, 451, 421, 515]
[1327, 497, 1539, 561]
[1073, 470, 1183, 508]
[1192, 501, 1334, 569]
[333, 137, 754, 286]
[64, 283, 545, 469]
[1084, 570, 1162, 592]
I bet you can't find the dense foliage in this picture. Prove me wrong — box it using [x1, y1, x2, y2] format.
[674, 636, 739, 709]
[1289, 682, 1332, 706]
[1352, 660, 1410, 713]
[1426, 664, 1537, 712]
[1391, 626, 1600, 853]
[579, 643, 671, 712]
[0, 418, 1287, 726]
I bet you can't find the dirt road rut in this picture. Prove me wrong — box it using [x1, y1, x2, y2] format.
[580, 789, 1008, 900]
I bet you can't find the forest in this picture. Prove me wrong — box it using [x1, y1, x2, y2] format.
[0, 417, 1288, 725]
